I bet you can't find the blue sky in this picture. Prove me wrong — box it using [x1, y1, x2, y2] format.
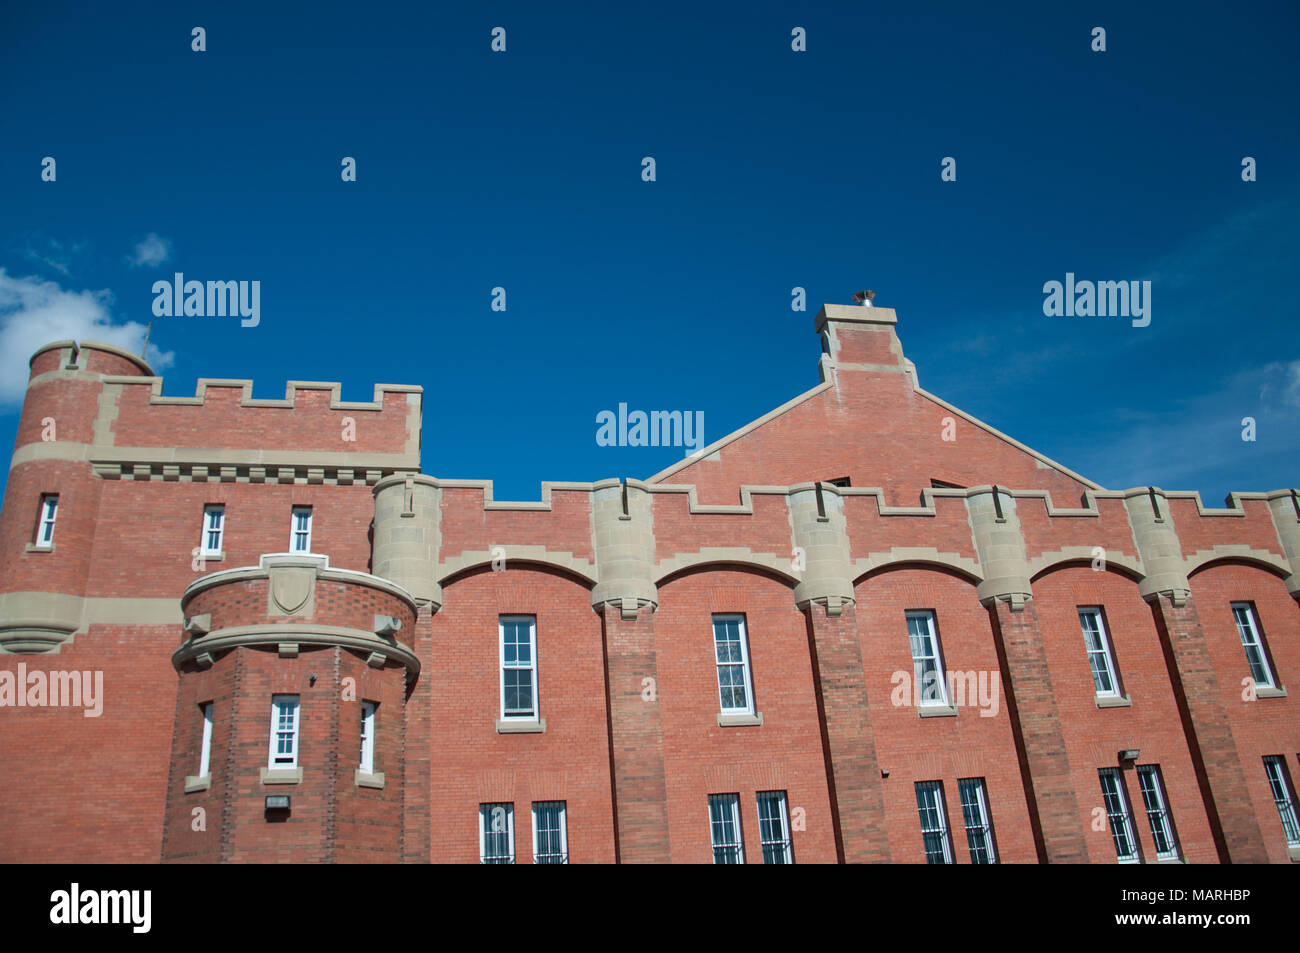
[2, 1, 1297, 503]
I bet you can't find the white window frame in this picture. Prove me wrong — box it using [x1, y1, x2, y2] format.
[479, 802, 515, 864]
[268, 695, 299, 768]
[1232, 603, 1275, 689]
[915, 780, 953, 863]
[531, 800, 569, 864]
[498, 616, 538, 721]
[200, 504, 225, 556]
[708, 793, 745, 864]
[1136, 765, 1178, 860]
[756, 790, 794, 864]
[36, 494, 58, 546]
[712, 614, 755, 715]
[359, 700, 376, 774]
[1263, 756, 1300, 847]
[198, 701, 213, 778]
[1079, 607, 1121, 697]
[906, 611, 949, 707]
[957, 777, 997, 864]
[289, 505, 313, 553]
[1099, 768, 1141, 863]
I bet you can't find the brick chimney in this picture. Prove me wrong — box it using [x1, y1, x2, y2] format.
[814, 301, 906, 370]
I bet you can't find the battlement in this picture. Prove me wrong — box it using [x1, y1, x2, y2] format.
[12, 341, 423, 478]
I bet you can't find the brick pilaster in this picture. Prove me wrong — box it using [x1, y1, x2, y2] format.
[402, 605, 435, 862]
[805, 602, 891, 863]
[1148, 594, 1268, 863]
[601, 604, 671, 863]
[988, 598, 1089, 862]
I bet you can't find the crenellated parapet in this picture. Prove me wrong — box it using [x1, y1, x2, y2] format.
[389, 477, 1300, 615]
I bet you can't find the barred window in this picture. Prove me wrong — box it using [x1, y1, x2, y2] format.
[957, 778, 997, 864]
[532, 801, 568, 864]
[1098, 768, 1140, 863]
[756, 791, 794, 864]
[914, 781, 953, 864]
[708, 794, 745, 864]
[1136, 765, 1178, 860]
[1263, 756, 1300, 847]
[479, 802, 515, 864]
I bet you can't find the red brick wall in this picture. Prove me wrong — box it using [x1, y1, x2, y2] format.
[0, 461, 101, 595]
[86, 481, 377, 599]
[1186, 562, 1300, 863]
[857, 566, 1038, 863]
[0, 623, 177, 862]
[438, 486, 594, 563]
[1032, 566, 1218, 863]
[663, 366, 1094, 506]
[427, 566, 615, 863]
[109, 385, 412, 455]
[183, 577, 416, 636]
[655, 568, 838, 863]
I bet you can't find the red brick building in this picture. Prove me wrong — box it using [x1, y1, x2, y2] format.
[1, 301, 1297, 864]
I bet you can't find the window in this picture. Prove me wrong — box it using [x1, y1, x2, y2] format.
[499, 616, 538, 720]
[712, 615, 754, 715]
[198, 702, 213, 778]
[957, 778, 998, 863]
[906, 611, 948, 706]
[825, 477, 852, 488]
[708, 794, 745, 864]
[359, 701, 376, 774]
[268, 695, 299, 768]
[200, 504, 225, 556]
[1232, 603, 1275, 689]
[532, 801, 568, 864]
[914, 781, 953, 863]
[1263, 756, 1300, 847]
[289, 506, 313, 553]
[1136, 765, 1179, 860]
[479, 802, 515, 864]
[1079, 608, 1121, 697]
[35, 494, 58, 546]
[756, 791, 794, 864]
[1098, 768, 1140, 863]
[930, 479, 965, 489]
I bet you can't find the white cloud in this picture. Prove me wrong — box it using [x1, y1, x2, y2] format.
[127, 233, 172, 268]
[0, 269, 174, 406]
